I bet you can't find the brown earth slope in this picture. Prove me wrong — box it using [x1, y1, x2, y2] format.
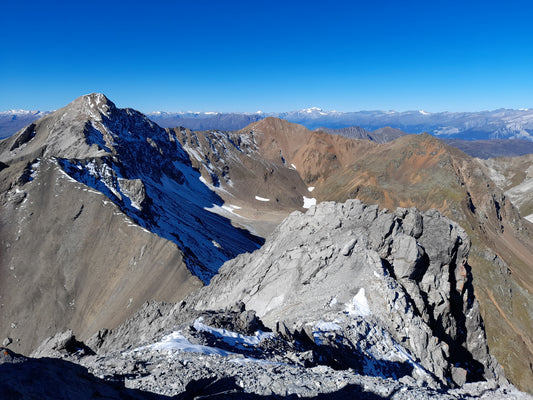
[0, 158, 202, 354]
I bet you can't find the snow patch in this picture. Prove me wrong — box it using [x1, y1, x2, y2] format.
[290, 163, 297, 170]
[307, 186, 315, 192]
[303, 196, 316, 209]
[193, 318, 275, 349]
[525, 214, 533, 223]
[314, 321, 341, 332]
[184, 145, 204, 162]
[392, 344, 430, 378]
[312, 321, 341, 345]
[142, 331, 236, 356]
[129, 200, 142, 211]
[58, 168, 79, 183]
[345, 288, 371, 317]
[29, 159, 41, 180]
[255, 196, 270, 202]
[205, 204, 247, 219]
[138, 326, 280, 365]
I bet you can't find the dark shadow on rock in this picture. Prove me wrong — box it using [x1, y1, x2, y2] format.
[0, 356, 174, 400]
[175, 377, 243, 400]
[56, 152, 265, 284]
[316, 341, 414, 381]
[445, 260, 486, 382]
[275, 323, 415, 382]
[0, 356, 388, 400]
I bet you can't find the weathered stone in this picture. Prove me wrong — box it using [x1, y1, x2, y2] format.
[188, 199, 502, 387]
[13, 199, 526, 399]
[452, 366, 468, 387]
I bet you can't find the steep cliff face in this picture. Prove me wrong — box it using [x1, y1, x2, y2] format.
[190, 200, 503, 387]
[482, 154, 533, 220]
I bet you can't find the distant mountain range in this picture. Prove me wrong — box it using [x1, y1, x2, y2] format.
[277, 108, 533, 140]
[0, 110, 51, 139]
[149, 108, 533, 142]
[4, 107, 533, 143]
[318, 126, 533, 158]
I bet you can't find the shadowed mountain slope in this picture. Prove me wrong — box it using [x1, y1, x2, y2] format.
[444, 139, 533, 159]
[168, 126, 311, 237]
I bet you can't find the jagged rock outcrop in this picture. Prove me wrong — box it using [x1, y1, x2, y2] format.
[190, 199, 504, 387]
[21, 299, 528, 399]
[17, 199, 531, 398]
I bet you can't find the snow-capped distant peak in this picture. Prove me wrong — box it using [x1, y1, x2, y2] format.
[302, 107, 323, 113]
[0, 110, 46, 115]
[418, 110, 431, 115]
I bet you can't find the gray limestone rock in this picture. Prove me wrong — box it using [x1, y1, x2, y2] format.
[188, 199, 503, 387]
[15, 199, 529, 399]
[31, 329, 94, 358]
[118, 178, 147, 210]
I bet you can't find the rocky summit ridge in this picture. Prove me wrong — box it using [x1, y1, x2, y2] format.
[190, 200, 502, 387]
[3, 199, 530, 399]
[228, 117, 533, 391]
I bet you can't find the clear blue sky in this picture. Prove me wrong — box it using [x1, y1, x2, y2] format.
[1, 0, 532, 113]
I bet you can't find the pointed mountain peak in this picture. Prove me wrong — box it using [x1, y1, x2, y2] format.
[245, 116, 311, 133]
[67, 93, 117, 119]
[0, 93, 185, 163]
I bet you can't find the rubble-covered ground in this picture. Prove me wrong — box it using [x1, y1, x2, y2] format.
[2, 304, 531, 399]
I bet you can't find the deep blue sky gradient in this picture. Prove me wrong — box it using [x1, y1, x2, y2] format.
[1, 0, 532, 112]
